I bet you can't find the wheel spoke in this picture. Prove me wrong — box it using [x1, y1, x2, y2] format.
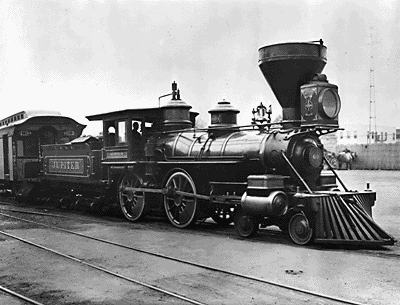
[180, 178, 188, 192]
[124, 201, 132, 216]
[167, 200, 175, 212]
[179, 208, 190, 224]
[183, 199, 195, 220]
[173, 205, 180, 222]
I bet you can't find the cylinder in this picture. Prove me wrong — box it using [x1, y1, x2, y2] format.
[241, 190, 288, 217]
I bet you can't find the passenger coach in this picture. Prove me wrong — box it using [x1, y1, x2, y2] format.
[0, 110, 85, 194]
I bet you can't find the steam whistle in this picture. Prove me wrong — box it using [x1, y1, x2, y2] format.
[172, 81, 178, 100]
[159, 81, 179, 107]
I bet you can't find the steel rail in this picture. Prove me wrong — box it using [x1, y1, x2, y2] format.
[3, 205, 399, 259]
[0, 228, 206, 305]
[0, 206, 114, 224]
[0, 285, 45, 305]
[0, 211, 368, 305]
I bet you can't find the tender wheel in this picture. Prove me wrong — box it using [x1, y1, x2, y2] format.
[212, 206, 236, 226]
[288, 212, 313, 245]
[163, 170, 197, 228]
[119, 173, 145, 222]
[234, 208, 259, 238]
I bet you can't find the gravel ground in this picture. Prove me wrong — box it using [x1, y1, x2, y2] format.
[0, 170, 399, 304]
[0, 207, 399, 305]
[0, 234, 192, 305]
[0, 218, 343, 305]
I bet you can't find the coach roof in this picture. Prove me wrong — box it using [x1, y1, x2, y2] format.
[0, 110, 63, 129]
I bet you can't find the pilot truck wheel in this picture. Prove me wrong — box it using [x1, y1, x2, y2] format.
[234, 208, 259, 238]
[288, 212, 313, 245]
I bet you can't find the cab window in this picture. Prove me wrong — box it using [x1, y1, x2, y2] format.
[117, 121, 126, 144]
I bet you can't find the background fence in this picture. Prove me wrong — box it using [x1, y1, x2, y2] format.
[336, 143, 400, 170]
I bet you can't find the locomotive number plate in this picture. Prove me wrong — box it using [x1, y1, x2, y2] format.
[44, 156, 89, 176]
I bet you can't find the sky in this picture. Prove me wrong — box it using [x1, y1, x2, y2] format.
[0, 0, 399, 136]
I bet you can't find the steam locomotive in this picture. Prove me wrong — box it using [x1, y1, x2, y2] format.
[0, 40, 395, 246]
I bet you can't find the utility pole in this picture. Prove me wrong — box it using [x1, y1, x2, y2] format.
[368, 27, 378, 144]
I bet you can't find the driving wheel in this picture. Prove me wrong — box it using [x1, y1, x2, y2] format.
[163, 170, 197, 228]
[119, 173, 145, 222]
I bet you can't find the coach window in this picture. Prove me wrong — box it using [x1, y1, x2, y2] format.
[17, 140, 23, 156]
[117, 121, 126, 144]
[21, 137, 39, 157]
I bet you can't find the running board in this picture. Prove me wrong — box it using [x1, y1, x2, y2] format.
[313, 193, 396, 246]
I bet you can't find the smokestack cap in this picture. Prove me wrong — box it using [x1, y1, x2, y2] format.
[258, 41, 327, 110]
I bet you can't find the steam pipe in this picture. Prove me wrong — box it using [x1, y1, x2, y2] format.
[158, 93, 172, 108]
[197, 133, 214, 160]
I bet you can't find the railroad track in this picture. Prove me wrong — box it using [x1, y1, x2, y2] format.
[0, 229, 205, 305]
[0, 285, 45, 305]
[0, 209, 370, 305]
[1, 199, 398, 258]
[0, 199, 123, 223]
[0, 205, 116, 225]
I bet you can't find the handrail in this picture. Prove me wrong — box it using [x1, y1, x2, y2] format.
[323, 155, 349, 192]
[280, 151, 313, 194]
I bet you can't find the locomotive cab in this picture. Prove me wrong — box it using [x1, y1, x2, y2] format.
[87, 82, 198, 163]
[89, 111, 158, 161]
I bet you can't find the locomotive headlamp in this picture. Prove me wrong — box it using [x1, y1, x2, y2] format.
[300, 76, 340, 127]
[319, 88, 341, 119]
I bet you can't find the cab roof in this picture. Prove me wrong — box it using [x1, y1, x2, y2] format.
[86, 107, 199, 123]
[86, 107, 163, 123]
